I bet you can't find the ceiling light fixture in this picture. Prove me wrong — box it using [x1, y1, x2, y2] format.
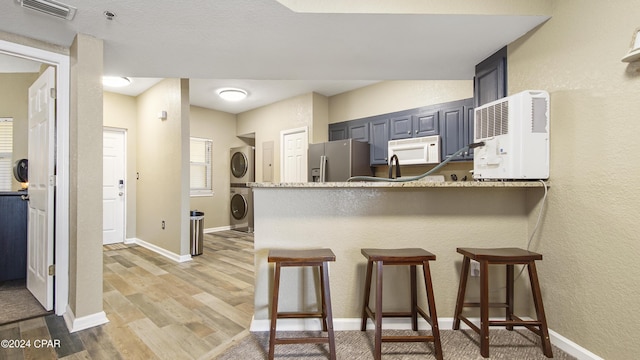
[217, 88, 248, 101]
[102, 76, 131, 87]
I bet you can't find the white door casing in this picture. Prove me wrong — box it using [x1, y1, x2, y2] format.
[27, 66, 55, 310]
[103, 128, 126, 245]
[280, 127, 308, 182]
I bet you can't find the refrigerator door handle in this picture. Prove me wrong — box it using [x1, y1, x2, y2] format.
[320, 155, 327, 182]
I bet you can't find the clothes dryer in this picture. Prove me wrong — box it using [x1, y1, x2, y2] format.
[230, 186, 253, 233]
[230, 146, 255, 185]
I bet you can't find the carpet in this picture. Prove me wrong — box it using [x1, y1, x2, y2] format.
[0, 279, 52, 325]
[215, 329, 577, 360]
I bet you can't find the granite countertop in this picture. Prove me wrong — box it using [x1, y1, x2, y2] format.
[249, 180, 548, 188]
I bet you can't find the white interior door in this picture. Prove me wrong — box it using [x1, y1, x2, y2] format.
[27, 66, 55, 310]
[103, 129, 126, 245]
[281, 128, 308, 182]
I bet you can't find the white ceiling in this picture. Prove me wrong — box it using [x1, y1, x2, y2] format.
[0, 0, 548, 114]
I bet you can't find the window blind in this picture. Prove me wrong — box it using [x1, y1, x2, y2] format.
[0, 118, 13, 191]
[190, 137, 212, 195]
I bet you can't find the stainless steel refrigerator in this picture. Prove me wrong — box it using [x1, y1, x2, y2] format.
[308, 139, 371, 182]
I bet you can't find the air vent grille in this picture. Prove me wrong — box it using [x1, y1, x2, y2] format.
[19, 0, 76, 20]
[475, 100, 509, 140]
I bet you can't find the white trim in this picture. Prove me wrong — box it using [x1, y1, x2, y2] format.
[250, 317, 602, 360]
[279, 126, 308, 182]
[124, 237, 137, 245]
[548, 328, 604, 360]
[63, 304, 109, 333]
[0, 40, 70, 318]
[204, 225, 232, 233]
[133, 238, 192, 263]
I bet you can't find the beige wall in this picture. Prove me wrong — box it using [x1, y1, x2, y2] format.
[136, 79, 190, 256]
[237, 92, 318, 183]
[68, 34, 104, 318]
[189, 105, 246, 229]
[0, 72, 38, 190]
[253, 187, 538, 321]
[328, 80, 473, 123]
[508, 1, 640, 359]
[103, 91, 138, 239]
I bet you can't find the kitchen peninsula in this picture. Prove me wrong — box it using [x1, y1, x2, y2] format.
[249, 181, 548, 331]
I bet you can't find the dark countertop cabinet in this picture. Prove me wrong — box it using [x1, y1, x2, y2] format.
[0, 191, 28, 282]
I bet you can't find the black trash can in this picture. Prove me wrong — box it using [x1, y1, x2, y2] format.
[189, 210, 204, 256]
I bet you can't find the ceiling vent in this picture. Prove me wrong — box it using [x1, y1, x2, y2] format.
[18, 0, 77, 20]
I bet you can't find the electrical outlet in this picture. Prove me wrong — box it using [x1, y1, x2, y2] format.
[470, 260, 480, 277]
[161, 220, 165, 230]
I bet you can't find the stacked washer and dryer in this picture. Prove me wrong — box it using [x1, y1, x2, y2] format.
[229, 146, 255, 232]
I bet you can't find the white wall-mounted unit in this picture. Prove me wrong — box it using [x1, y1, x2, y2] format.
[473, 90, 550, 180]
[388, 135, 440, 165]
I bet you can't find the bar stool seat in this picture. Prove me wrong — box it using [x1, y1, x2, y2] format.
[360, 248, 443, 360]
[268, 249, 336, 360]
[452, 247, 553, 358]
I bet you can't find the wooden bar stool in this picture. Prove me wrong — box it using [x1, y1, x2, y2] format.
[360, 248, 443, 360]
[268, 249, 336, 360]
[452, 247, 553, 358]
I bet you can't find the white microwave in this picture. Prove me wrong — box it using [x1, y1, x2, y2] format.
[387, 135, 441, 165]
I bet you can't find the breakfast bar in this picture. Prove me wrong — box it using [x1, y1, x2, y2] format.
[249, 181, 548, 331]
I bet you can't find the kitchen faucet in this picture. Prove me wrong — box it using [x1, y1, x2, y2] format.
[388, 154, 401, 179]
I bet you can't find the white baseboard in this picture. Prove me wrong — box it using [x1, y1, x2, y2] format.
[132, 238, 192, 263]
[204, 226, 231, 233]
[250, 316, 602, 360]
[63, 305, 109, 333]
[124, 237, 137, 245]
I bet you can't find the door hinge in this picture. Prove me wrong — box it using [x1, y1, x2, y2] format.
[50, 88, 56, 99]
[49, 174, 56, 186]
[48, 264, 55, 276]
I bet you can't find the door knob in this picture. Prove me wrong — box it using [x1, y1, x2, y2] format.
[118, 192, 124, 196]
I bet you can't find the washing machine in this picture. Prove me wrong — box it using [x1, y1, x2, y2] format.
[230, 186, 254, 233]
[230, 146, 255, 185]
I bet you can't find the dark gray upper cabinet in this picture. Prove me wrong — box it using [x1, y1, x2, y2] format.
[439, 98, 474, 162]
[370, 118, 390, 165]
[329, 123, 347, 141]
[389, 114, 413, 140]
[413, 110, 439, 137]
[474, 46, 507, 107]
[328, 97, 474, 165]
[348, 119, 370, 143]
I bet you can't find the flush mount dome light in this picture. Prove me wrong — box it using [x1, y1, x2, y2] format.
[102, 76, 131, 87]
[217, 88, 248, 101]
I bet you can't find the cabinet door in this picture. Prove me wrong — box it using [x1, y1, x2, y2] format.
[348, 120, 370, 143]
[440, 105, 465, 161]
[413, 110, 439, 137]
[389, 115, 413, 140]
[474, 46, 507, 107]
[463, 104, 475, 160]
[329, 123, 347, 141]
[370, 118, 389, 165]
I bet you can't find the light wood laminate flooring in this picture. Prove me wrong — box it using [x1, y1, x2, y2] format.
[0, 230, 254, 359]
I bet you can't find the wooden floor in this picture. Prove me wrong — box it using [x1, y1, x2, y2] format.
[0, 230, 255, 359]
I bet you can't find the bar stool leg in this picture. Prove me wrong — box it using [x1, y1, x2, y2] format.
[422, 260, 443, 360]
[320, 266, 328, 332]
[506, 264, 515, 331]
[453, 256, 471, 330]
[361, 260, 373, 331]
[480, 260, 490, 358]
[374, 260, 384, 360]
[527, 261, 553, 358]
[410, 265, 418, 331]
[320, 261, 337, 360]
[268, 263, 282, 360]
